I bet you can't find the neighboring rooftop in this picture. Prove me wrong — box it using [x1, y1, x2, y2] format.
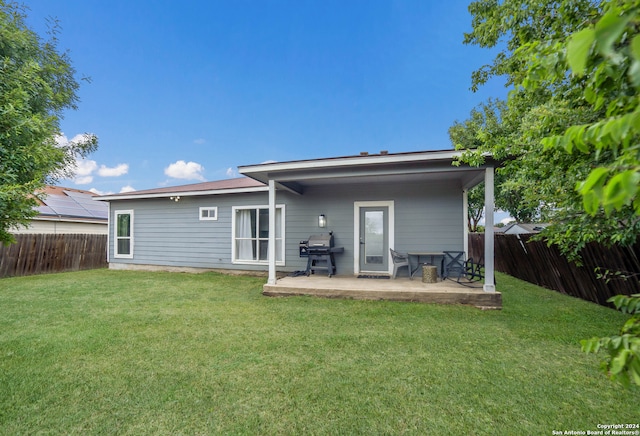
[36, 186, 108, 221]
[498, 223, 549, 234]
[96, 177, 267, 201]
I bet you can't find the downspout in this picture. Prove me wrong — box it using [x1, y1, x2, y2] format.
[483, 167, 496, 292]
[268, 179, 277, 285]
[107, 202, 111, 264]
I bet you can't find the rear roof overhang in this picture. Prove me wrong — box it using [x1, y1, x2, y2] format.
[239, 149, 496, 194]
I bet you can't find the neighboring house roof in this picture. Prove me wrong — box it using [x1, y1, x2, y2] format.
[35, 186, 108, 223]
[501, 223, 549, 234]
[97, 177, 267, 201]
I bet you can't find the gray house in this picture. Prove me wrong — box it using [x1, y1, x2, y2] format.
[98, 149, 498, 293]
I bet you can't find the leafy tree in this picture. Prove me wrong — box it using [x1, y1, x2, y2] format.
[581, 294, 640, 388]
[522, 1, 640, 221]
[0, 1, 97, 244]
[466, 184, 485, 233]
[454, 0, 640, 261]
[460, 0, 640, 387]
[449, 99, 542, 224]
[516, 0, 640, 387]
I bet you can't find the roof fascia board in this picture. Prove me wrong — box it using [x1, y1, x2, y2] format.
[265, 163, 485, 183]
[96, 186, 269, 201]
[34, 216, 107, 224]
[239, 150, 462, 175]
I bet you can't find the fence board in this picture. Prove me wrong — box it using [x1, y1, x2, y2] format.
[0, 234, 107, 278]
[469, 233, 639, 306]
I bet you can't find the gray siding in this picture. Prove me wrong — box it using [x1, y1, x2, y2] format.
[109, 192, 271, 271]
[108, 180, 464, 275]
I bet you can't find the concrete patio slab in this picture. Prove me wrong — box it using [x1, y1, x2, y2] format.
[263, 275, 502, 309]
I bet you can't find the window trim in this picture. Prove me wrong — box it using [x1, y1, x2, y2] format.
[231, 204, 285, 266]
[199, 206, 218, 221]
[114, 210, 134, 259]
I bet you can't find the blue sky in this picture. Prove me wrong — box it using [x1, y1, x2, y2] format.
[23, 0, 508, 195]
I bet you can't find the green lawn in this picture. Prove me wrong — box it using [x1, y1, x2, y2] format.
[1, 270, 638, 435]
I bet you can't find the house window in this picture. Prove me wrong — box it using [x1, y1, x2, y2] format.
[232, 205, 284, 264]
[199, 207, 218, 221]
[114, 210, 133, 258]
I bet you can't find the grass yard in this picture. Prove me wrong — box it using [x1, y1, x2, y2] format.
[1, 270, 638, 435]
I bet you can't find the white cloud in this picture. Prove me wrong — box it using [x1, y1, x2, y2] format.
[98, 163, 129, 177]
[226, 167, 237, 178]
[58, 133, 130, 186]
[56, 132, 89, 147]
[89, 188, 114, 196]
[119, 185, 136, 193]
[72, 158, 98, 184]
[164, 160, 206, 181]
[74, 176, 94, 185]
[74, 158, 98, 176]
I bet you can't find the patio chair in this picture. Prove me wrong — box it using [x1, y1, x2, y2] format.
[442, 251, 465, 281]
[464, 256, 484, 282]
[390, 248, 410, 279]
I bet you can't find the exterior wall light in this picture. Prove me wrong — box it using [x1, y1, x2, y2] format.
[318, 214, 326, 228]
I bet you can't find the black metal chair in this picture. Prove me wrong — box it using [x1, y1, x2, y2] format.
[390, 249, 410, 279]
[464, 256, 484, 282]
[442, 251, 465, 281]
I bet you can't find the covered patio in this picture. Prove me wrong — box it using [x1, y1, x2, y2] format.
[239, 150, 500, 308]
[263, 274, 502, 309]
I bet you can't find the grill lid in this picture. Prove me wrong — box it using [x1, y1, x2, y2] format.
[307, 233, 334, 247]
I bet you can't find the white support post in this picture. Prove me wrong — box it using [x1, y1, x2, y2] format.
[463, 189, 469, 259]
[268, 179, 277, 285]
[483, 167, 496, 292]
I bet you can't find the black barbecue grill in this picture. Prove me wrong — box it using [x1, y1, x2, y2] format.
[299, 232, 344, 277]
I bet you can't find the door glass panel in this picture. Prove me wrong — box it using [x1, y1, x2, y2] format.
[364, 210, 384, 265]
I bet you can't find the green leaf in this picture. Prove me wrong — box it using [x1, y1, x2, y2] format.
[630, 357, 640, 386]
[594, 9, 633, 58]
[631, 36, 640, 87]
[541, 135, 562, 151]
[581, 337, 602, 353]
[567, 27, 595, 76]
[564, 124, 589, 153]
[631, 33, 640, 61]
[579, 167, 609, 194]
[603, 171, 640, 210]
[582, 190, 601, 215]
[584, 86, 597, 104]
[610, 349, 630, 375]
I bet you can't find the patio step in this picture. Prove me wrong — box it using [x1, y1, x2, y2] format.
[263, 276, 502, 309]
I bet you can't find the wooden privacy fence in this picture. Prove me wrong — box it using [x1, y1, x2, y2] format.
[468, 233, 640, 306]
[0, 234, 108, 278]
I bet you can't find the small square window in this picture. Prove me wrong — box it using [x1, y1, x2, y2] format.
[199, 207, 218, 221]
